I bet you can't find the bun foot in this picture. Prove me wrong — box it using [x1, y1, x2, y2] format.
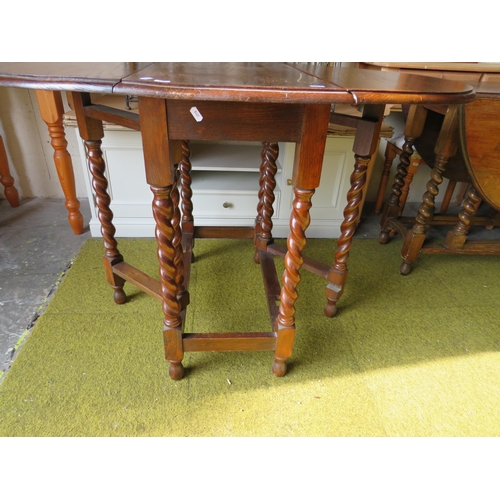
[169, 361, 185, 380]
[324, 300, 337, 318]
[400, 261, 412, 275]
[113, 287, 127, 304]
[272, 358, 287, 377]
[378, 231, 390, 245]
[253, 251, 261, 264]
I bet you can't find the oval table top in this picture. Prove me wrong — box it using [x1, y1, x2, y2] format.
[0, 62, 476, 106]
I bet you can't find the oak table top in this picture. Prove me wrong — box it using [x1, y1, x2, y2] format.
[0, 62, 475, 104]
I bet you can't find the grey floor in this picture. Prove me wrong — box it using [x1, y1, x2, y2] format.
[0, 196, 496, 380]
[0, 198, 91, 377]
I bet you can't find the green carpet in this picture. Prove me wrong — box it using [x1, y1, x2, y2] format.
[1, 237, 500, 437]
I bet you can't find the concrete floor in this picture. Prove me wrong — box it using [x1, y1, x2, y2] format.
[0, 196, 496, 380]
[0, 198, 91, 378]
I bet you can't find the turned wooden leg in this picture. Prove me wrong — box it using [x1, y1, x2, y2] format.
[378, 138, 418, 243]
[0, 136, 19, 207]
[324, 154, 371, 317]
[374, 140, 399, 215]
[400, 154, 450, 275]
[379, 105, 428, 244]
[151, 184, 184, 381]
[170, 171, 188, 302]
[274, 187, 314, 376]
[178, 140, 194, 263]
[444, 184, 482, 249]
[85, 139, 126, 304]
[254, 142, 279, 263]
[253, 144, 267, 263]
[398, 153, 422, 216]
[36, 90, 84, 235]
[400, 105, 459, 275]
[179, 140, 194, 232]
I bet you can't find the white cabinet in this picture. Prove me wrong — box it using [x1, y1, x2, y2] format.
[69, 97, 389, 239]
[74, 129, 364, 238]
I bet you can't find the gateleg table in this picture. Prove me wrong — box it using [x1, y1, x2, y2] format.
[0, 63, 475, 379]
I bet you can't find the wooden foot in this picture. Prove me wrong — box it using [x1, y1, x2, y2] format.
[324, 299, 338, 318]
[400, 261, 412, 275]
[112, 286, 127, 304]
[169, 361, 185, 380]
[272, 358, 287, 377]
[378, 230, 390, 245]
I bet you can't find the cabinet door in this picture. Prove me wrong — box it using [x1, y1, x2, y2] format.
[280, 137, 354, 217]
[309, 137, 353, 220]
[100, 132, 153, 218]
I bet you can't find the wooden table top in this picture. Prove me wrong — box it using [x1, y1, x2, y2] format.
[0, 62, 476, 106]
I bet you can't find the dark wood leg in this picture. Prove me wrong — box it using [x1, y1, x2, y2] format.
[323, 104, 385, 317]
[324, 154, 371, 317]
[85, 139, 126, 304]
[444, 184, 482, 249]
[374, 140, 398, 215]
[170, 173, 187, 299]
[178, 140, 195, 263]
[71, 91, 126, 304]
[72, 93, 126, 302]
[151, 184, 185, 380]
[254, 142, 279, 263]
[179, 140, 193, 232]
[0, 135, 19, 207]
[379, 105, 428, 244]
[272, 103, 331, 376]
[400, 105, 459, 275]
[400, 154, 450, 274]
[398, 154, 422, 216]
[274, 187, 314, 376]
[138, 95, 185, 381]
[379, 139, 418, 242]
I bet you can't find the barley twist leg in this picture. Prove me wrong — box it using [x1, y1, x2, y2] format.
[179, 140, 194, 264]
[400, 154, 448, 275]
[445, 184, 482, 249]
[324, 155, 370, 317]
[170, 173, 186, 297]
[179, 140, 194, 231]
[254, 142, 279, 263]
[85, 139, 126, 304]
[379, 138, 416, 244]
[151, 185, 184, 380]
[260, 143, 279, 241]
[273, 187, 314, 376]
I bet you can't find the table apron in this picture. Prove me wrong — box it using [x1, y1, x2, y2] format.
[164, 99, 307, 142]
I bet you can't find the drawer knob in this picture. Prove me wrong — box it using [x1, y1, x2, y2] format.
[287, 179, 293, 186]
[223, 202, 231, 208]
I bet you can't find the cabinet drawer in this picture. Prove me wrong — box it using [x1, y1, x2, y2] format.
[192, 190, 280, 218]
